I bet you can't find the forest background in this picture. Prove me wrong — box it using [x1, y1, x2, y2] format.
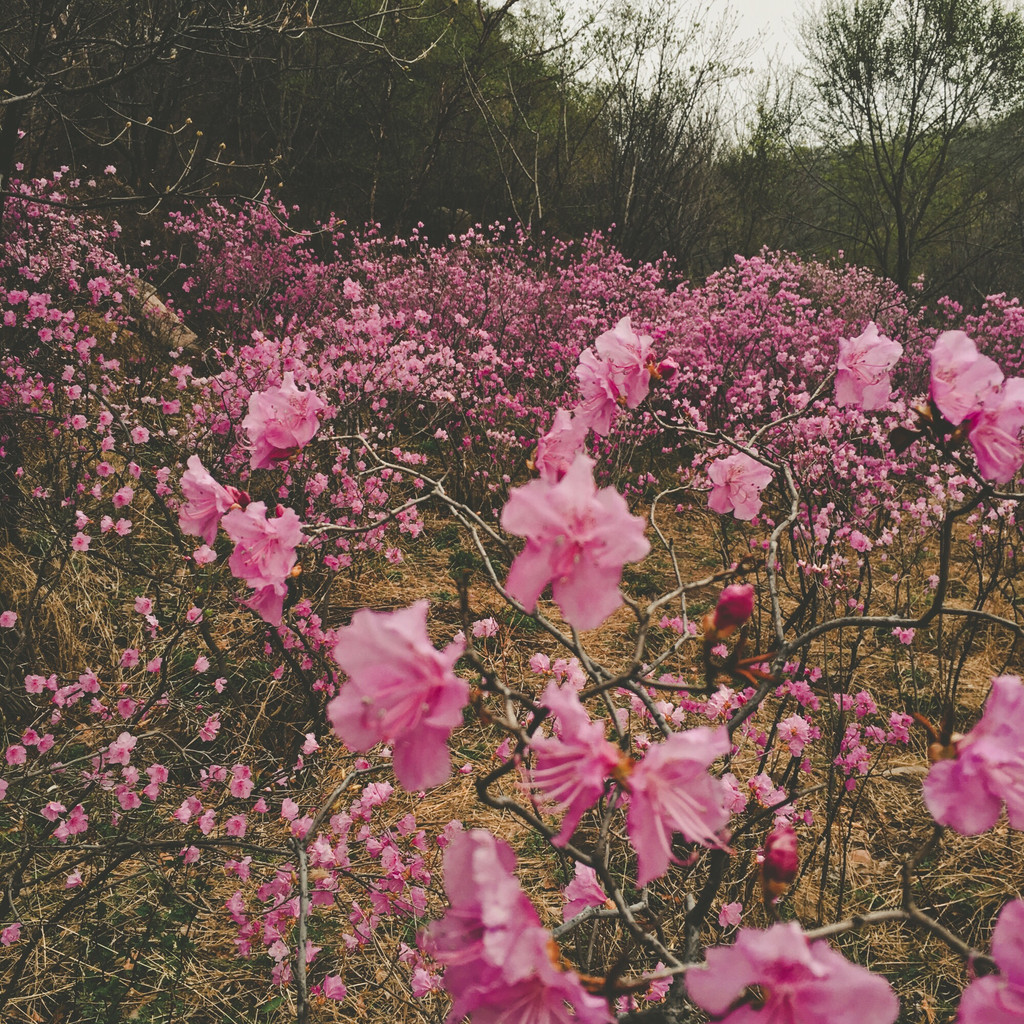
[7, 0, 1024, 306]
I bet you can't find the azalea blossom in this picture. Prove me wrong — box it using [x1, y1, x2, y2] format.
[243, 371, 326, 469]
[686, 921, 899, 1024]
[562, 862, 610, 922]
[421, 829, 611, 1024]
[922, 674, 1024, 835]
[529, 682, 623, 845]
[966, 377, 1024, 483]
[222, 502, 305, 626]
[929, 331, 1003, 426]
[327, 601, 468, 791]
[501, 453, 650, 631]
[835, 323, 903, 411]
[179, 455, 246, 544]
[533, 408, 587, 482]
[707, 453, 774, 521]
[625, 726, 731, 886]
[958, 899, 1024, 1024]
[574, 317, 654, 436]
[712, 583, 756, 633]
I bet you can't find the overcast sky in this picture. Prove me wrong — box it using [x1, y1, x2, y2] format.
[725, 0, 807, 69]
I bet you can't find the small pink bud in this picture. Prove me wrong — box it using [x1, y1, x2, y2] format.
[760, 823, 798, 908]
[712, 583, 755, 632]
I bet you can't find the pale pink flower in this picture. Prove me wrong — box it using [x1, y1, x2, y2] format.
[529, 682, 623, 845]
[835, 323, 903, 410]
[707, 453, 774, 521]
[718, 901, 743, 928]
[562, 862, 610, 922]
[930, 330, 1003, 425]
[625, 727, 731, 886]
[0, 923, 21, 946]
[534, 408, 588, 481]
[966, 377, 1024, 483]
[243, 371, 326, 469]
[327, 601, 468, 791]
[471, 617, 499, 639]
[0, 611, 15, 628]
[421, 829, 611, 1024]
[892, 627, 915, 645]
[71, 532, 91, 551]
[222, 502, 304, 626]
[923, 675, 1024, 835]
[958, 899, 1024, 1024]
[686, 922, 899, 1024]
[501, 454, 650, 632]
[179, 455, 244, 545]
[322, 975, 347, 1001]
[574, 317, 654, 436]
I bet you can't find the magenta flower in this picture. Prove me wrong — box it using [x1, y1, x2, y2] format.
[686, 922, 899, 1024]
[243, 371, 326, 469]
[930, 331, 1003, 426]
[327, 601, 468, 791]
[574, 317, 654, 436]
[707, 453, 774, 521]
[421, 829, 611, 1024]
[625, 727, 731, 886]
[835, 323, 903, 411]
[958, 899, 1024, 1024]
[222, 502, 305, 625]
[713, 583, 756, 632]
[533, 408, 588, 482]
[922, 675, 1024, 835]
[179, 456, 246, 545]
[966, 378, 1024, 483]
[529, 682, 623, 845]
[761, 823, 799, 906]
[501, 454, 650, 632]
[563, 863, 610, 922]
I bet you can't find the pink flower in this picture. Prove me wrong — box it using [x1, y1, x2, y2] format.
[501, 454, 650, 632]
[686, 922, 899, 1024]
[892, 627, 915, 645]
[563, 862, 610, 922]
[533, 408, 588, 481]
[966, 377, 1024, 483]
[835, 323, 903, 411]
[923, 675, 1024, 835]
[222, 502, 304, 625]
[179, 456, 244, 545]
[243, 371, 326, 469]
[761, 823, 799, 906]
[712, 583, 755, 632]
[625, 727, 731, 886]
[958, 899, 1024, 1024]
[707, 453, 773, 521]
[529, 682, 623, 845]
[1, 923, 21, 946]
[930, 331, 1003, 426]
[421, 829, 611, 1024]
[131, 426, 150, 444]
[471, 617, 499, 639]
[574, 318, 654, 436]
[322, 975, 347, 1001]
[71, 532, 91, 551]
[718, 901, 742, 928]
[0, 611, 16, 628]
[327, 601, 468, 791]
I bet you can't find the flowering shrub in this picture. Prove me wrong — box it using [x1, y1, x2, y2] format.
[1, 171, 1024, 1023]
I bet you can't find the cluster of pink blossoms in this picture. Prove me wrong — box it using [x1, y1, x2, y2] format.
[327, 601, 468, 791]
[178, 456, 248, 544]
[420, 829, 611, 1024]
[528, 682, 731, 884]
[242, 370, 326, 469]
[930, 331, 1024, 483]
[222, 502, 305, 626]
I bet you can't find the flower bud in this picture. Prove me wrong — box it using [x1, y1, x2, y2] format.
[712, 583, 755, 633]
[760, 823, 798, 909]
